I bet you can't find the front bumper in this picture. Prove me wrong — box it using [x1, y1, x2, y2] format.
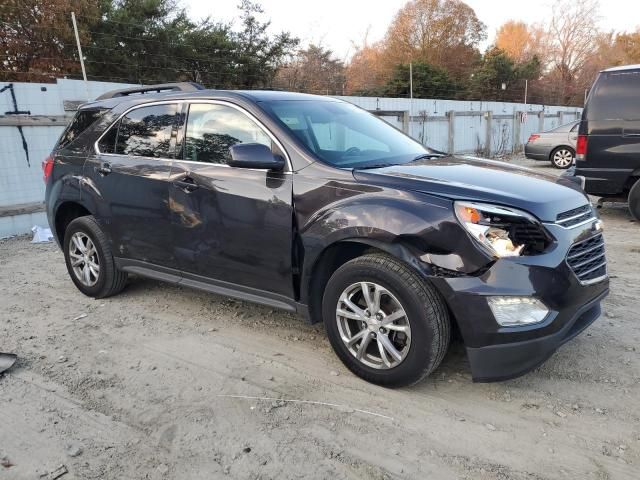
[430, 221, 609, 382]
[465, 290, 605, 381]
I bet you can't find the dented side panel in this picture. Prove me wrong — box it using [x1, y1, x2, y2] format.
[294, 161, 493, 307]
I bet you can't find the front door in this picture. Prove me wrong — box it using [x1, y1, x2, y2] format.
[169, 102, 294, 298]
[85, 103, 179, 267]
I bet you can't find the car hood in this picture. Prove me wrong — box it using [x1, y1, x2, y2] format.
[352, 155, 589, 222]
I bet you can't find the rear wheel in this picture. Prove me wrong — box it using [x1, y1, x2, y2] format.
[63, 215, 128, 298]
[629, 179, 640, 222]
[551, 147, 574, 169]
[322, 253, 450, 387]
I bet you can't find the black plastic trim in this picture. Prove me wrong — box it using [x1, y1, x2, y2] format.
[467, 289, 607, 382]
[115, 257, 303, 314]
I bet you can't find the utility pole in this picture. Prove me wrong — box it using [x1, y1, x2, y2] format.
[409, 62, 413, 115]
[521, 79, 528, 151]
[71, 12, 90, 101]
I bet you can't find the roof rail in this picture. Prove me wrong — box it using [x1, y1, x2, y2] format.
[95, 82, 205, 100]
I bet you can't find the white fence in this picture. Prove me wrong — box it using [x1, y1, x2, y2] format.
[337, 96, 581, 156]
[0, 79, 582, 238]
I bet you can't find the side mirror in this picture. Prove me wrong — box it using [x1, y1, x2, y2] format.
[228, 143, 285, 171]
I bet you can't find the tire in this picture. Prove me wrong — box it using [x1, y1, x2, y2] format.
[322, 253, 450, 387]
[63, 215, 128, 298]
[629, 178, 640, 222]
[550, 147, 575, 169]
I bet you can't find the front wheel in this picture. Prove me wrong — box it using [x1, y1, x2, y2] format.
[551, 147, 574, 169]
[322, 253, 450, 387]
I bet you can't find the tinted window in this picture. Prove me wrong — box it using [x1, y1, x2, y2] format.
[262, 100, 429, 169]
[183, 104, 271, 164]
[587, 70, 640, 120]
[115, 104, 179, 157]
[58, 109, 105, 148]
[98, 127, 117, 154]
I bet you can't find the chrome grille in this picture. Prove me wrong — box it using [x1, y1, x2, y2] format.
[556, 204, 594, 228]
[566, 233, 607, 284]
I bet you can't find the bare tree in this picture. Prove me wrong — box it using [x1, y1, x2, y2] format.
[274, 45, 345, 95]
[547, 0, 600, 104]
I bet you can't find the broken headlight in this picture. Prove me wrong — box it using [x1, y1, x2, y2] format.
[454, 201, 550, 257]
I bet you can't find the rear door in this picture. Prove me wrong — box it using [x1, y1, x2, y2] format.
[86, 103, 180, 267]
[580, 69, 640, 194]
[169, 101, 294, 297]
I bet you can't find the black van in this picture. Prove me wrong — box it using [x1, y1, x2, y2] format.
[575, 64, 640, 221]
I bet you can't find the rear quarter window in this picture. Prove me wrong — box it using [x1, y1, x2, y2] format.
[57, 109, 106, 149]
[587, 70, 640, 120]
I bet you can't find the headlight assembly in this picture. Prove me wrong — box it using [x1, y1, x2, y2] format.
[454, 201, 551, 258]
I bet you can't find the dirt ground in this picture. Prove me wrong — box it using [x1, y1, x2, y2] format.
[1, 157, 639, 480]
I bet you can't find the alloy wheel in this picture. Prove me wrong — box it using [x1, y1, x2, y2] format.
[335, 282, 411, 369]
[553, 149, 573, 168]
[68, 232, 100, 287]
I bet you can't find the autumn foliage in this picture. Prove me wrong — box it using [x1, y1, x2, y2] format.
[2, 0, 640, 106]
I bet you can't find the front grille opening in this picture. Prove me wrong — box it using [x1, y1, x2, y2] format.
[510, 223, 551, 254]
[566, 233, 607, 284]
[556, 204, 594, 228]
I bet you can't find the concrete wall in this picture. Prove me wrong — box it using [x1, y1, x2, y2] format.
[0, 79, 582, 238]
[0, 79, 132, 238]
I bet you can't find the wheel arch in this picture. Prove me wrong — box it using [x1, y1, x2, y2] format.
[626, 170, 640, 191]
[302, 237, 436, 325]
[54, 201, 93, 246]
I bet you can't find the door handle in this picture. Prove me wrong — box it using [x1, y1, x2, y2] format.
[96, 161, 112, 176]
[173, 176, 199, 193]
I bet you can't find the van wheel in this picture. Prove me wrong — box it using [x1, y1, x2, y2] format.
[551, 147, 574, 169]
[63, 215, 128, 298]
[322, 253, 450, 387]
[629, 179, 640, 222]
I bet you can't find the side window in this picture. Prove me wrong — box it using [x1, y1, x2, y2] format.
[114, 104, 179, 157]
[588, 71, 640, 120]
[58, 109, 106, 149]
[98, 126, 117, 153]
[183, 103, 272, 164]
[570, 123, 579, 132]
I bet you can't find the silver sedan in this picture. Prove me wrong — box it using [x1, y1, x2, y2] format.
[524, 121, 579, 169]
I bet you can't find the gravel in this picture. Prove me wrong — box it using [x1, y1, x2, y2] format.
[0, 157, 638, 479]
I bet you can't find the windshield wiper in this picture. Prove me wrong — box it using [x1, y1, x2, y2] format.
[355, 152, 448, 170]
[412, 152, 446, 161]
[354, 162, 396, 170]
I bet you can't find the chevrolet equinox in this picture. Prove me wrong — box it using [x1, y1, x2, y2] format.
[44, 83, 609, 386]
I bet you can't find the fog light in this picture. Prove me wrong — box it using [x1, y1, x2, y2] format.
[487, 297, 549, 327]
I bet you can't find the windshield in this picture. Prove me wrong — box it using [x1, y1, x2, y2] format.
[261, 100, 432, 168]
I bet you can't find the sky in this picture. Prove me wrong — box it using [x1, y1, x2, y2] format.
[184, 0, 640, 60]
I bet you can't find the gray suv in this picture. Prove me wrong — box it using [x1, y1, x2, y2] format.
[44, 83, 609, 387]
